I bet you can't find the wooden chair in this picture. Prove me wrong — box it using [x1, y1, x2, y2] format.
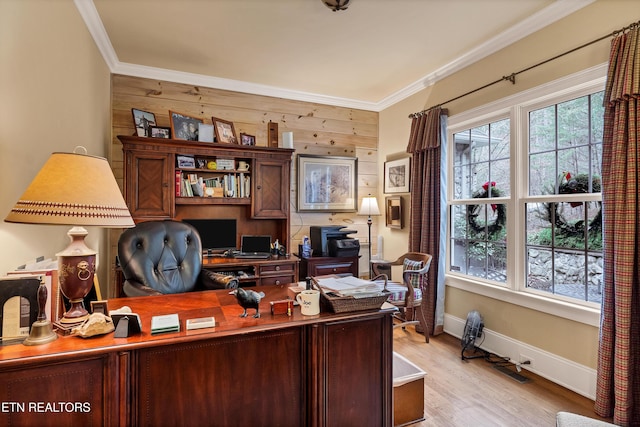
[371, 252, 432, 342]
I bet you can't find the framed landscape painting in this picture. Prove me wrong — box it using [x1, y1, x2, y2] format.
[297, 155, 357, 212]
[384, 157, 410, 193]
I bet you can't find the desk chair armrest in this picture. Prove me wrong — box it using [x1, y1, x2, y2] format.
[122, 280, 163, 297]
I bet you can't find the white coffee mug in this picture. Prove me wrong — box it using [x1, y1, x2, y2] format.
[238, 160, 249, 171]
[296, 290, 320, 315]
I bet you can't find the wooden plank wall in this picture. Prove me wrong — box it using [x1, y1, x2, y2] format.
[109, 74, 379, 293]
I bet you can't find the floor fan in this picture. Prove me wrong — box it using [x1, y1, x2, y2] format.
[461, 310, 485, 360]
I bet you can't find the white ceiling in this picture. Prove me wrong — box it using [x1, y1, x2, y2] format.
[77, 0, 595, 111]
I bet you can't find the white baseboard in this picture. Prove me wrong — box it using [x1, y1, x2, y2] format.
[444, 313, 597, 400]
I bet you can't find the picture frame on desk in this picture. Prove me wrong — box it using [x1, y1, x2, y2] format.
[297, 154, 358, 212]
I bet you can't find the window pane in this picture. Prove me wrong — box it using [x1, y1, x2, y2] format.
[557, 96, 589, 149]
[453, 120, 510, 200]
[529, 152, 556, 195]
[529, 106, 556, 153]
[525, 201, 602, 303]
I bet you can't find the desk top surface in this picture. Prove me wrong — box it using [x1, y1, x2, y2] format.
[0, 285, 389, 365]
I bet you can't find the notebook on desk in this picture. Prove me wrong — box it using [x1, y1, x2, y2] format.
[234, 235, 272, 259]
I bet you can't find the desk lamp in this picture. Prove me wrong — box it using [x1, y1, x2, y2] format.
[5, 147, 134, 343]
[358, 194, 380, 278]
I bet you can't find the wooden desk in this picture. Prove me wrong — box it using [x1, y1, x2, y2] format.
[0, 285, 393, 426]
[202, 255, 299, 287]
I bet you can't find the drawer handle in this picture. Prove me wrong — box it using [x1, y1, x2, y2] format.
[275, 280, 280, 285]
[332, 268, 337, 272]
[275, 266, 280, 271]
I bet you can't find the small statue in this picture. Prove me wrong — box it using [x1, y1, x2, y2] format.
[232, 288, 265, 318]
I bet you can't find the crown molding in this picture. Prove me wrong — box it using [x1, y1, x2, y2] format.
[77, 0, 595, 112]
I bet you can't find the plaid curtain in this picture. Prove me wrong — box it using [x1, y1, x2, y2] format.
[406, 107, 447, 336]
[595, 25, 640, 426]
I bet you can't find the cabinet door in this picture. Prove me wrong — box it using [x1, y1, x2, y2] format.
[125, 151, 173, 219]
[252, 159, 289, 219]
[316, 315, 393, 426]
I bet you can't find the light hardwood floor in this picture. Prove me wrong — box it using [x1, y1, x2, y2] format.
[392, 327, 613, 426]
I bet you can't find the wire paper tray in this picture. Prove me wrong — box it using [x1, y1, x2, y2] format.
[311, 276, 390, 313]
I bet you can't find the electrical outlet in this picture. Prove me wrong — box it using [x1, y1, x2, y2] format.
[519, 354, 534, 367]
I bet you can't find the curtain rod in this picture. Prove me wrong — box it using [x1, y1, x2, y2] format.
[408, 18, 640, 119]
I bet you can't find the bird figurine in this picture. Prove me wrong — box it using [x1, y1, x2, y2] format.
[232, 288, 265, 318]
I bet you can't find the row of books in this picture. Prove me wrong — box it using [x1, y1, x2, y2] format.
[175, 171, 251, 198]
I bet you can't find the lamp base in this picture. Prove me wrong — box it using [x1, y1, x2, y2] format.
[57, 226, 96, 325]
[23, 320, 57, 346]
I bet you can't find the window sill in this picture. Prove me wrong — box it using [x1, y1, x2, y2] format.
[446, 274, 601, 327]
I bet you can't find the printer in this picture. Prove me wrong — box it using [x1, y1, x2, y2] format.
[310, 225, 360, 258]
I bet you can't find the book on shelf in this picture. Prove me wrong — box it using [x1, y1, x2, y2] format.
[151, 313, 180, 334]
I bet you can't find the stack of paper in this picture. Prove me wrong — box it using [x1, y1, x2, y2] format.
[315, 276, 383, 297]
[151, 313, 180, 334]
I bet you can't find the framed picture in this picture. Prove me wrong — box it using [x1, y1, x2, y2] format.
[384, 157, 411, 193]
[297, 154, 357, 212]
[90, 300, 109, 315]
[169, 111, 203, 141]
[385, 196, 403, 229]
[150, 126, 171, 139]
[176, 155, 196, 168]
[240, 133, 256, 146]
[132, 109, 156, 137]
[212, 117, 237, 144]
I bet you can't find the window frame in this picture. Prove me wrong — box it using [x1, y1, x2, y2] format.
[446, 64, 607, 327]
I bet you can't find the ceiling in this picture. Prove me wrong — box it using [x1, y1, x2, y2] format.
[78, 0, 594, 111]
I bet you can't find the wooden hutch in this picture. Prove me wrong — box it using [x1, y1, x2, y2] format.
[118, 135, 298, 289]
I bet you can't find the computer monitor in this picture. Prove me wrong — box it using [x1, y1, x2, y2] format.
[182, 218, 237, 253]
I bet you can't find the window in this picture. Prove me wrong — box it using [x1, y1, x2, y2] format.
[525, 92, 603, 303]
[451, 119, 510, 283]
[447, 68, 605, 312]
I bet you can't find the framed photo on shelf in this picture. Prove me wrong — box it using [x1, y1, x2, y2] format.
[384, 157, 410, 193]
[177, 155, 196, 168]
[149, 126, 171, 139]
[131, 108, 156, 137]
[385, 196, 403, 229]
[240, 133, 256, 146]
[297, 154, 357, 212]
[169, 111, 203, 141]
[212, 117, 237, 144]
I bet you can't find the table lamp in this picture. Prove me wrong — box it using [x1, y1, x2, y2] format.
[5, 147, 134, 343]
[358, 194, 380, 278]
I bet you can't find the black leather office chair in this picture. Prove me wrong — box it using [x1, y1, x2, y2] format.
[118, 220, 237, 297]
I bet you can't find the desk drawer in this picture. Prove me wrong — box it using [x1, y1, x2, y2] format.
[261, 274, 296, 286]
[313, 261, 356, 276]
[259, 263, 295, 276]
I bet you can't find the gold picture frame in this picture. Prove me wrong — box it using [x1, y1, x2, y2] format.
[385, 196, 403, 229]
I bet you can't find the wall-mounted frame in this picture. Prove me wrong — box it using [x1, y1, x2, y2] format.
[170, 111, 202, 141]
[385, 196, 403, 229]
[132, 108, 156, 137]
[384, 157, 410, 193]
[297, 154, 357, 212]
[212, 117, 237, 144]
